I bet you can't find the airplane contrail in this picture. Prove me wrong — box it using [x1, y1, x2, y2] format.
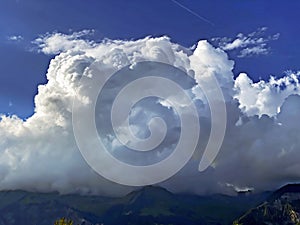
[171, 0, 214, 26]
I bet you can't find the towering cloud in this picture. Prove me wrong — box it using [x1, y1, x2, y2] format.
[0, 31, 299, 196]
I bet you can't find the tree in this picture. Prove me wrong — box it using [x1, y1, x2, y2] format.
[54, 217, 74, 225]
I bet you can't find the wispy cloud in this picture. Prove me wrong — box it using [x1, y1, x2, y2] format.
[212, 27, 280, 57]
[7, 35, 24, 42]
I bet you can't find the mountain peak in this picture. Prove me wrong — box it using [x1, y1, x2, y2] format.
[124, 185, 173, 204]
[234, 183, 300, 225]
[268, 183, 300, 202]
[139, 185, 172, 193]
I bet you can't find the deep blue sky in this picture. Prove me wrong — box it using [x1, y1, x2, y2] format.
[1, 0, 299, 118]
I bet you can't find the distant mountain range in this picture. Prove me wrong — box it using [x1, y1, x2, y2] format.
[0, 184, 299, 225]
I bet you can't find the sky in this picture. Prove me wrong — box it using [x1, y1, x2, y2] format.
[1, 0, 300, 118]
[0, 0, 300, 196]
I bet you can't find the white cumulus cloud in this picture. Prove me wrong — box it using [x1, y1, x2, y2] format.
[0, 31, 299, 196]
[234, 71, 300, 117]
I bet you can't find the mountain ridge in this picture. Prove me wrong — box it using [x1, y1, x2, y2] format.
[234, 183, 300, 225]
[0, 185, 270, 225]
[2, 184, 300, 225]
